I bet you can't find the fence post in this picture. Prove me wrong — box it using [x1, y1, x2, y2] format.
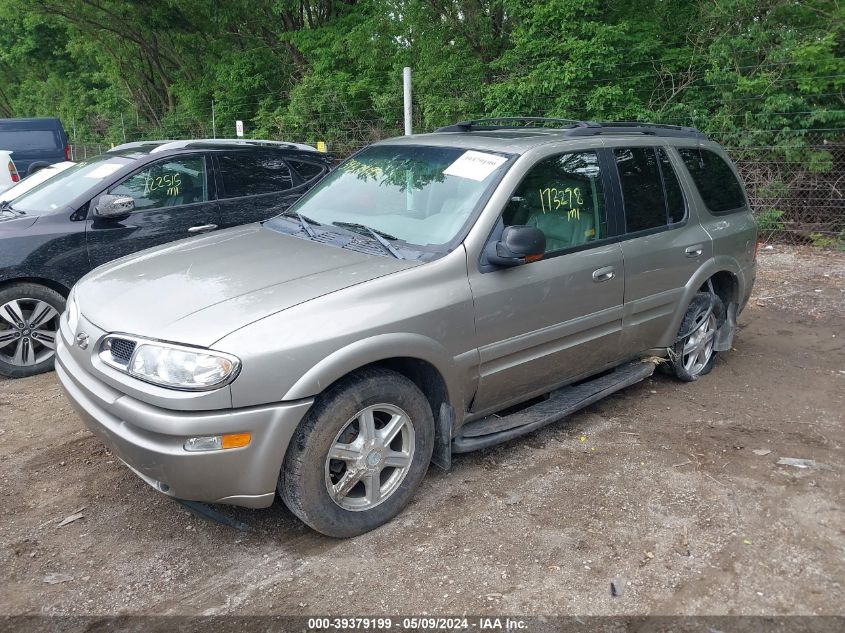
[211, 100, 216, 139]
[403, 67, 413, 136]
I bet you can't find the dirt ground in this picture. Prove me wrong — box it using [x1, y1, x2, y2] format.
[1, 245, 843, 617]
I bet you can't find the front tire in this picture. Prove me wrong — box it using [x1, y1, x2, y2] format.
[0, 283, 65, 378]
[669, 292, 725, 382]
[279, 368, 434, 538]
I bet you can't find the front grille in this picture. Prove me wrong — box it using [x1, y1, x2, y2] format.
[108, 338, 136, 366]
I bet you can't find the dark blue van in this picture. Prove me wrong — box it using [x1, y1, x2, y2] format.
[0, 118, 69, 176]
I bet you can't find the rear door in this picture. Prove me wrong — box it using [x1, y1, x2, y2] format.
[213, 150, 307, 227]
[86, 153, 220, 267]
[611, 144, 713, 355]
[467, 148, 625, 414]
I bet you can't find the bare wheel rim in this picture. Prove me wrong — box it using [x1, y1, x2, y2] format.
[682, 308, 717, 376]
[0, 298, 59, 367]
[324, 403, 416, 512]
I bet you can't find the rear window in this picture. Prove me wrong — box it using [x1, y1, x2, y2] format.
[217, 151, 293, 198]
[678, 148, 746, 214]
[0, 130, 61, 151]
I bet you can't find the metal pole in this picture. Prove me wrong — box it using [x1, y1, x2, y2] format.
[403, 67, 412, 136]
[120, 113, 127, 143]
[211, 100, 216, 139]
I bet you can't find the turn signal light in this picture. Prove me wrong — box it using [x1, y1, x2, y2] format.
[184, 432, 251, 452]
[221, 432, 251, 449]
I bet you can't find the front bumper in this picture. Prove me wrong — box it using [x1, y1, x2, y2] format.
[56, 335, 313, 508]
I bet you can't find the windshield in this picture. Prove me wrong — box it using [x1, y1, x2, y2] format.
[266, 145, 511, 248]
[10, 155, 133, 215]
[0, 162, 76, 203]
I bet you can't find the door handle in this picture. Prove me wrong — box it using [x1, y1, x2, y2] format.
[592, 266, 616, 283]
[685, 245, 703, 258]
[188, 224, 218, 233]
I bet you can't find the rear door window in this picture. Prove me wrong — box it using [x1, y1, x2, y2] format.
[217, 151, 294, 198]
[678, 147, 746, 214]
[109, 156, 208, 211]
[614, 147, 666, 232]
[614, 146, 687, 233]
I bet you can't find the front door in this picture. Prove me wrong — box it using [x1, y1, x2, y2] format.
[86, 153, 219, 268]
[467, 149, 625, 415]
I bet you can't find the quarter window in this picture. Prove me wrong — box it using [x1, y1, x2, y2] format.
[217, 151, 293, 198]
[289, 160, 325, 183]
[109, 156, 207, 211]
[503, 151, 607, 254]
[678, 148, 746, 213]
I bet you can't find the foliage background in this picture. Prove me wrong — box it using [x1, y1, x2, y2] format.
[0, 0, 842, 240]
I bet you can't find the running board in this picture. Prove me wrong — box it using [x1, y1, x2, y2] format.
[452, 361, 655, 453]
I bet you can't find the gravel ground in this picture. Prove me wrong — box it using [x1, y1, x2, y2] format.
[1, 246, 843, 617]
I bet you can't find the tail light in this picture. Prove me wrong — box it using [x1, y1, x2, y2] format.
[64, 144, 71, 161]
[8, 161, 19, 183]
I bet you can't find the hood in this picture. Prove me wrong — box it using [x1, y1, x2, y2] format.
[0, 213, 38, 230]
[76, 224, 419, 346]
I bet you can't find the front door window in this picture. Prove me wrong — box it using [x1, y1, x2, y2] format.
[503, 151, 607, 254]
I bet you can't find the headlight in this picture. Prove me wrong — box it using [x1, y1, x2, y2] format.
[66, 288, 79, 333]
[99, 335, 240, 391]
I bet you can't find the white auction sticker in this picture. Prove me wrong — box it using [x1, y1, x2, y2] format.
[443, 150, 507, 181]
[83, 163, 124, 179]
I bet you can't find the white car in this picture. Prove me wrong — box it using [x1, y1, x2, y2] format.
[0, 150, 20, 195]
[0, 159, 75, 202]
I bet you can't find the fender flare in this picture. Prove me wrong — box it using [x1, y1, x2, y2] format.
[657, 257, 743, 348]
[282, 332, 463, 408]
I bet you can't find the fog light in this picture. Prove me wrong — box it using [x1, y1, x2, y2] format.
[183, 433, 251, 452]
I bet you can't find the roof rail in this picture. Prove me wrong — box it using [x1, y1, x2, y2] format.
[436, 117, 600, 132]
[109, 140, 177, 152]
[435, 118, 707, 140]
[148, 138, 318, 154]
[566, 121, 707, 139]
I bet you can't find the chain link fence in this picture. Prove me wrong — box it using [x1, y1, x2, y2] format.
[730, 138, 844, 245]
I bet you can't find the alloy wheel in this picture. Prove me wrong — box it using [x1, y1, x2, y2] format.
[681, 307, 717, 376]
[0, 298, 59, 367]
[324, 403, 416, 512]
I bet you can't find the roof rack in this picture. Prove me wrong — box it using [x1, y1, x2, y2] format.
[149, 138, 317, 153]
[109, 140, 178, 152]
[435, 118, 707, 139]
[436, 117, 599, 132]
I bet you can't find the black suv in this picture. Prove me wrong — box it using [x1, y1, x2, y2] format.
[0, 139, 332, 377]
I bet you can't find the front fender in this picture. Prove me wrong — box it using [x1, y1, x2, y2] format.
[282, 332, 463, 409]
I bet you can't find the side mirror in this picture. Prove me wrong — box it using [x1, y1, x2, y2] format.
[486, 225, 546, 267]
[94, 194, 134, 218]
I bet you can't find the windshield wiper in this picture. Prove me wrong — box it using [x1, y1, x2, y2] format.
[0, 203, 25, 216]
[331, 222, 404, 260]
[279, 210, 320, 239]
